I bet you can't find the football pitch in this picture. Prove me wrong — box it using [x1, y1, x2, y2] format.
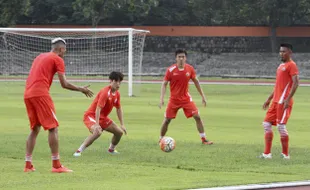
[1, 81, 310, 190]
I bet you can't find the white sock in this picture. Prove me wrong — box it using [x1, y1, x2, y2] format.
[51, 153, 60, 160]
[200, 133, 206, 138]
[109, 143, 116, 150]
[77, 144, 86, 153]
[25, 154, 32, 162]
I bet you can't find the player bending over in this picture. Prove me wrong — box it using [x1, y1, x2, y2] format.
[158, 49, 213, 145]
[259, 43, 299, 159]
[73, 71, 127, 156]
[24, 38, 94, 173]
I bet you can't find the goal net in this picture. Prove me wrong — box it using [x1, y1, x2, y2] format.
[0, 28, 149, 96]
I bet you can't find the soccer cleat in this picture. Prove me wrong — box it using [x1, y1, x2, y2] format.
[258, 153, 272, 159]
[281, 153, 290, 160]
[52, 165, 73, 173]
[24, 165, 36, 172]
[107, 149, 120, 154]
[73, 151, 81, 157]
[202, 140, 213, 145]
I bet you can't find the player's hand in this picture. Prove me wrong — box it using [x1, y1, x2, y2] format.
[202, 97, 207, 107]
[283, 99, 289, 109]
[120, 125, 127, 135]
[262, 100, 270, 110]
[80, 85, 94, 98]
[93, 123, 103, 135]
[158, 99, 164, 109]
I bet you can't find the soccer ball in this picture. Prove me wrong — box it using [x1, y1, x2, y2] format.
[159, 137, 176, 152]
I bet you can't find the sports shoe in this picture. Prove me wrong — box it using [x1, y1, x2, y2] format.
[202, 140, 213, 145]
[281, 153, 290, 160]
[24, 165, 36, 172]
[52, 165, 73, 173]
[73, 151, 81, 157]
[107, 149, 120, 154]
[258, 153, 272, 159]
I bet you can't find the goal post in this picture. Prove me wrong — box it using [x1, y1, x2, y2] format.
[0, 27, 150, 97]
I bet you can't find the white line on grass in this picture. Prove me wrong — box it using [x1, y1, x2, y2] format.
[2, 79, 310, 86]
[187, 180, 310, 190]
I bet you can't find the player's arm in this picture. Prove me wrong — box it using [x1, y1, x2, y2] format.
[159, 80, 168, 109]
[192, 77, 207, 106]
[263, 91, 274, 110]
[286, 75, 299, 101]
[58, 73, 93, 97]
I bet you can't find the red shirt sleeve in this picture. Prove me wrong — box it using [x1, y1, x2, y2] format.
[55, 56, 65, 74]
[97, 90, 108, 108]
[164, 68, 171, 81]
[289, 62, 299, 77]
[115, 93, 121, 108]
[190, 67, 197, 79]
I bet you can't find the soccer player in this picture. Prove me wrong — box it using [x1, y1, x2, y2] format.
[259, 43, 299, 159]
[24, 38, 94, 173]
[73, 71, 126, 157]
[158, 49, 213, 145]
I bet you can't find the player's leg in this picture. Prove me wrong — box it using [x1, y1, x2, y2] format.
[277, 104, 292, 159]
[36, 96, 72, 172]
[105, 121, 124, 154]
[183, 101, 213, 144]
[24, 98, 41, 172]
[73, 117, 103, 157]
[159, 101, 178, 141]
[259, 102, 277, 159]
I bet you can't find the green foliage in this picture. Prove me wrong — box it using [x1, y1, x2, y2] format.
[1, 0, 310, 26]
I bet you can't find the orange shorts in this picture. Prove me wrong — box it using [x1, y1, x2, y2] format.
[165, 100, 198, 119]
[83, 114, 113, 130]
[264, 102, 292, 126]
[24, 96, 58, 130]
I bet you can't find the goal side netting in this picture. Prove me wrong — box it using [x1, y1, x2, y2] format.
[0, 28, 149, 96]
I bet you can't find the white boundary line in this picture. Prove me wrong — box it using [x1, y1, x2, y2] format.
[1, 79, 310, 86]
[188, 180, 310, 190]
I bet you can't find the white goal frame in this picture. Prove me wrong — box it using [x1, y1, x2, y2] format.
[0, 27, 150, 97]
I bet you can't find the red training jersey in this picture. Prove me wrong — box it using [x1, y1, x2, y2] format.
[24, 52, 65, 99]
[164, 63, 196, 103]
[273, 60, 299, 104]
[85, 86, 121, 119]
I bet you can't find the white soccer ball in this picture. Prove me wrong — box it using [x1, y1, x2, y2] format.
[159, 137, 176, 153]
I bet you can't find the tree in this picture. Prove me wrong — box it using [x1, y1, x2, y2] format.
[0, 0, 30, 26]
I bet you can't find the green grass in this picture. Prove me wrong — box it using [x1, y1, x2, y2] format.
[1, 81, 310, 190]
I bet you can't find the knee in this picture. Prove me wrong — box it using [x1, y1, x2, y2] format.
[193, 114, 201, 121]
[164, 118, 172, 125]
[262, 121, 272, 133]
[277, 124, 288, 136]
[32, 125, 41, 135]
[92, 127, 102, 136]
[117, 130, 124, 137]
[48, 127, 58, 134]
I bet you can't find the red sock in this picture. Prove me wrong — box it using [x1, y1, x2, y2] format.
[264, 132, 273, 154]
[281, 136, 289, 156]
[25, 161, 32, 168]
[52, 160, 61, 168]
[201, 137, 206, 142]
[52, 153, 61, 168]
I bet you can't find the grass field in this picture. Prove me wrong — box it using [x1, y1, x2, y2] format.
[1, 81, 310, 190]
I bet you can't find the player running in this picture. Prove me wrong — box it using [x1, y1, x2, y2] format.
[73, 71, 127, 157]
[24, 38, 94, 173]
[259, 43, 299, 159]
[158, 49, 213, 145]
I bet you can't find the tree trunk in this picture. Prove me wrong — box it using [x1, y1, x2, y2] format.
[270, 26, 277, 53]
